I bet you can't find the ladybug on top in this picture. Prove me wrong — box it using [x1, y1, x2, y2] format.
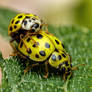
[8, 13, 48, 43]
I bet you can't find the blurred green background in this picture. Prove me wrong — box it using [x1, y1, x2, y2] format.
[75, 0, 92, 28]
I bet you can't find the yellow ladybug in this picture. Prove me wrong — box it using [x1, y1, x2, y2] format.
[18, 30, 72, 80]
[8, 13, 43, 36]
[8, 13, 47, 53]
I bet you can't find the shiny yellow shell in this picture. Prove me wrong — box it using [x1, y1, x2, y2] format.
[42, 31, 65, 51]
[18, 30, 65, 62]
[49, 49, 72, 79]
[8, 13, 39, 36]
[18, 31, 55, 62]
[49, 50, 71, 69]
[18, 30, 72, 79]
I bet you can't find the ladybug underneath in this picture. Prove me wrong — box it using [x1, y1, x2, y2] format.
[17, 31, 76, 80]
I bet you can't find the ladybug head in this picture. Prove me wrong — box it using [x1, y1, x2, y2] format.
[22, 17, 42, 33]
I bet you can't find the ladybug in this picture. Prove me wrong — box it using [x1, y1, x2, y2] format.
[8, 13, 43, 37]
[17, 30, 72, 80]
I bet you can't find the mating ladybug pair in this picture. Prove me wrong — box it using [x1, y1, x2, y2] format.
[8, 13, 78, 80]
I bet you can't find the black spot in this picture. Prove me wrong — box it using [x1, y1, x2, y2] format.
[29, 19, 31, 22]
[55, 48, 59, 52]
[27, 48, 32, 54]
[37, 34, 43, 39]
[62, 44, 65, 48]
[39, 51, 46, 56]
[65, 61, 69, 66]
[35, 54, 39, 58]
[24, 20, 27, 26]
[32, 23, 39, 28]
[25, 16, 30, 18]
[14, 25, 17, 29]
[32, 44, 36, 47]
[15, 21, 20, 24]
[55, 39, 59, 44]
[58, 55, 62, 60]
[66, 72, 71, 76]
[31, 29, 35, 33]
[51, 54, 56, 61]
[67, 68, 71, 72]
[18, 15, 22, 18]
[62, 51, 67, 55]
[11, 19, 14, 24]
[33, 42, 39, 47]
[58, 63, 63, 69]
[26, 37, 30, 42]
[20, 41, 23, 48]
[10, 26, 13, 31]
[62, 54, 66, 58]
[62, 67, 66, 72]
[45, 43, 50, 48]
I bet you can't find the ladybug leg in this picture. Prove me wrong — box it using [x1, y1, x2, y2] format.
[67, 54, 72, 63]
[71, 67, 78, 71]
[25, 32, 35, 37]
[9, 38, 19, 56]
[62, 73, 66, 81]
[20, 34, 37, 57]
[44, 24, 48, 33]
[20, 34, 30, 50]
[30, 38, 38, 46]
[63, 72, 72, 81]
[16, 51, 27, 59]
[45, 30, 54, 36]
[71, 64, 85, 71]
[10, 52, 17, 57]
[40, 22, 54, 36]
[9, 38, 26, 58]
[43, 61, 49, 79]
[10, 51, 27, 59]
[20, 35, 34, 53]
[24, 63, 39, 74]
[25, 32, 39, 47]
[40, 22, 48, 32]
[10, 38, 17, 52]
[26, 33, 37, 44]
